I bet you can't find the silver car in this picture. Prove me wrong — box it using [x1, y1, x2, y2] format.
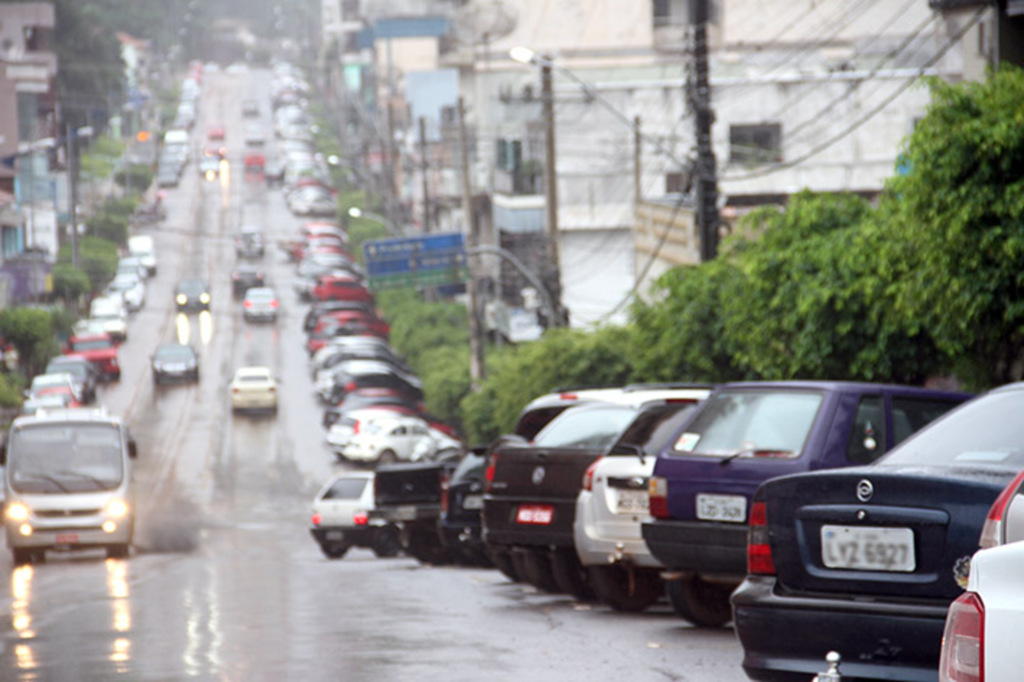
[242, 287, 279, 323]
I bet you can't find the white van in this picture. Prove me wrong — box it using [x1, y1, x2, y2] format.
[2, 409, 138, 564]
[128, 235, 158, 276]
[89, 296, 128, 342]
[163, 129, 190, 146]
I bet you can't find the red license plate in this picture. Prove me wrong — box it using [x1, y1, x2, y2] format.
[516, 505, 553, 525]
[55, 533, 79, 545]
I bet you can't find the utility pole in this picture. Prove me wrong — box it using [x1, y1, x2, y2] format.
[459, 98, 485, 388]
[419, 116, 430, 233]
[692, 0, 720, 261]
[634, 115, 642, 204]
[65, 122, 80, 268]
[541, 57, 565, 326]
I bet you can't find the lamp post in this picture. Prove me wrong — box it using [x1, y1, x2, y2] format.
[346, 206, 403, 236]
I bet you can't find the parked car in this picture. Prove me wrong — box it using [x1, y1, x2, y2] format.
[175, 279, 211, 312]
[241, 99, 259, 117]
[44, 355, 99, 403]
[88, 295, 129, 342]
[731, 383, 1023, 682]
[309, 471, 400, 559]
[316, 360, 422, 405]
[127, 235, 158, 277]
[439, 447, 495, 567]
[643, 381, 972, 628]
[20, 393, 77, 415]
[229, 367, 278, 414]
[26, 373, 84, 405]
[242, 287, 279, 323]
[151, 343, 200, 384]
[310, 274, 371, 304]
[340, 415, 433, 465]
[321, 388, 424, 430]
[65, 333, 120, 381]
[105, 273, 146, 312]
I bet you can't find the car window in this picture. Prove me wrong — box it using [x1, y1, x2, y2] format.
[533, 405, 637, 450]
[322, 477, 368, 500]
[610, 403, 700, 455]
[890, 396, 963, 445]
[846, 395, 885, 464]
[879, 390, 1024, 468]
[671, 389, 823, 458]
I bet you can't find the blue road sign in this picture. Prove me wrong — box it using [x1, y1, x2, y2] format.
[363, 232, 468, 290]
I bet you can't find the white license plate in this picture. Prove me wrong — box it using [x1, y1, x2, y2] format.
[394, 505, 417, 521]
[325, 531, 345, 541]
[695, 494, 747, 523]
[462, 494, 483, 510]
[821, 525, 915, 572]
[615, 489, 649, 514]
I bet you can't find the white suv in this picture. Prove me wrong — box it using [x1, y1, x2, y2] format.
[573, 385, 712, 611]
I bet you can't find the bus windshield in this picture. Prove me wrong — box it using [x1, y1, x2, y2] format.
[7, 423, 124, 493]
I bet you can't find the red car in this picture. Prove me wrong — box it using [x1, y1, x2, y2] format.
[65, 333, 121, 381]
[207, 124, 226, 141]
[306, 316, 389, 355]
[311, 275, 372, 303]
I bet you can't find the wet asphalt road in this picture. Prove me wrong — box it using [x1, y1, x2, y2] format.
[0, 68, 750, 682]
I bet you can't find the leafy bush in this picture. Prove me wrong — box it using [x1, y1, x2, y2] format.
[114, 163, 153, 192]
[51, 263, 91, 302]
[0, 307, 58, 378]
[87, 210, 130, 246]
[59, 236, 118, 293]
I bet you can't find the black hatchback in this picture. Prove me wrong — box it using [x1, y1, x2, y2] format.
[733, 384, 1024, 681]
[175, 279, 210, 312]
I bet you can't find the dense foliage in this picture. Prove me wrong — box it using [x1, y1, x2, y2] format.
[0, 307, 59, 378]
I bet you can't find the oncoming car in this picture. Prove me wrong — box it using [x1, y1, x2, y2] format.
[175, 279, 211, 312]
[229, 366, 278, 414]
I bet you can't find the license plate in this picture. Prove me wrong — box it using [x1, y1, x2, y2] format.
[394, 505, 417, 522]
[462, 494, 483, 510]
[325, 531, 345, 541]
[821, 525, 915, 572]
[55, 533, 79, 545]
[516, 505, 553, 525]
[615, 489, 649, 514]
[696, 494, 747, 523]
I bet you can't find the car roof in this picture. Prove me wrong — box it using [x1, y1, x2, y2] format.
[712, 380, 971, 398]
[234, 366, 272, 377]
[13, 407, 120, 427]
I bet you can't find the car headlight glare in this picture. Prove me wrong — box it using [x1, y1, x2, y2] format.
[199, 293, 211, 304]
[176, 294, 187, 305]
[6, 502, 30, 521]
[107, 499, 129, 518]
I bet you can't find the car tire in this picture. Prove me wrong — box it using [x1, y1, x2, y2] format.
[518, 548, 560, 593]
[377, 450, 398, 466]
[404, 527, 452, 566]
[11, 548, 34, 565]
[665, 575, 734, 628]
[372, 526, 401, 558]
[549, 548, 595, 600]
[488, 547, 521, 582]
[588, 564, 664, 612]
[107, 544, 130, 559]
[321, 544, 349, 560]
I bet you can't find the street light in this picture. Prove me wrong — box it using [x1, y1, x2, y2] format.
[347, 207, 402, 236]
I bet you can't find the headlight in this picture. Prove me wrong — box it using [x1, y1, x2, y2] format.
[176, 294, 187, 305]
[106, 499, 129, 518]
[199, 293, 211, 304]
[6, 502, 30, 521]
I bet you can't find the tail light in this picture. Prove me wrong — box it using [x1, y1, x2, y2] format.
[940, 591, 984, 682]
[582, 457, 603, 492]
[344, 381, 357, 393]
[311, 513, 322, 526]
[979, 469, 1024, 549]
[243, 300, 252, 308]
[484, 453, 498, 492]
[352, 512, 368, 526]
[747, 499, 776, 575]
[353, 420, 360, 435]
[648, 476, 669, 518]
[440, 471, 451, 513]
[270, 300, 279, 308]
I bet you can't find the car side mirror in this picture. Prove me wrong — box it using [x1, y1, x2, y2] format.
[1003, 481, 1024, 545]
[0, 436, 6, 465]
[128, 438, 138, 459]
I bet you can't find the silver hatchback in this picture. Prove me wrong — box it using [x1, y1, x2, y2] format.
[242, 287, 279, 323]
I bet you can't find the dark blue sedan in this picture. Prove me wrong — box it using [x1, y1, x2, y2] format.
[732, 383, 1024, 681]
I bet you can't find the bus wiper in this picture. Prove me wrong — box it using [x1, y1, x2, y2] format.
[53, 470, 109, 490]
[20, 473, 71, 493]
[718, 448, 793, 466]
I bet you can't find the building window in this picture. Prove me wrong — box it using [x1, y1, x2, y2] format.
[341, 0, 359, 18]
[665, 171, 690, 194]
[729, 123, 782, 165]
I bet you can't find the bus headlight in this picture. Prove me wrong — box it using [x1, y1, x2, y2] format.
[6, 502, 30, 522]
[106, 499, 129, 518]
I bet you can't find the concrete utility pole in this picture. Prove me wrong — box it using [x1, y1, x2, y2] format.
[541, 57, 565, 326]
[459, 98, 485, 388]
[692, 0, 720, 261]
[419, 116, 430, 233]
[65, 122, 80, 268]
[634, 115, 642, 204]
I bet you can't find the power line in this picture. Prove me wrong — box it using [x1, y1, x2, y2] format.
[720, 6, 987, 182]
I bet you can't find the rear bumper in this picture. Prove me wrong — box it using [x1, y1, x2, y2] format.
[482, 497, 575, 549]
[574, 491, 661, 568]
[309, 525, 375, 548]
[732, 576, 948, 682]
[641, 519, 747, 580]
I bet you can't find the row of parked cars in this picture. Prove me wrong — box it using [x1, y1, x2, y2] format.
[305, 376, 1024, 680]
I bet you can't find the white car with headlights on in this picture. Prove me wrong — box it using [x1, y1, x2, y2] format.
[229, 366, 278, 414]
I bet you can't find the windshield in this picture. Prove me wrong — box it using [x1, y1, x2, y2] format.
[156, 345, 195, 361]
[533, 405, 637, 450]
[670, 389, 823, 458]
[8, 423, 124, 493]
[71, 339, 113, 351]
[879, 390, 1024, 468]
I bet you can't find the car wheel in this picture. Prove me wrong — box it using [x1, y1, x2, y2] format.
[518, 548, 559, 593]
[588, 564, 664, 612]
[404, 527, 452, 566]
[11, 548, 34, 565]
[371, 526, 401, 558]
[488, 547, 521, 582]
[107, 544, 130, 559]
[665, 575, 734, 628]
[320, 544, 350, 560]
[377, 449, 398, 466]
[549, 548, 595, 600]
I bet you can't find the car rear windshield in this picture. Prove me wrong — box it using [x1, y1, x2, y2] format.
[533, 405, 638, 450]
[879, 390, 1024, 468]
[322, 477, 368, 500]
[670, 389, 823, 459]
[610, 402, 702, 456]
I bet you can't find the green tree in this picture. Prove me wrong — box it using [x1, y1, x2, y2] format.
[880, 65, 1024, 388]
[59, 237, 118, 293]
[0, 308, 58, 378]
[51, 263, 91, 302]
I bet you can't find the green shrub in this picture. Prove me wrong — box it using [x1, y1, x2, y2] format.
[51, 263, 91, 302]
[114, 163, 153, 192]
